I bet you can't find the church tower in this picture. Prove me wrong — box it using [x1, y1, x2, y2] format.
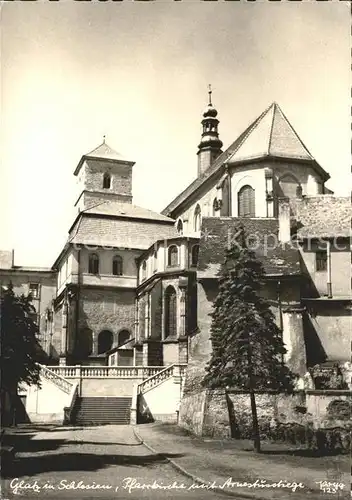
[197, 85, 223, 177]
[73, 139, 135, 212]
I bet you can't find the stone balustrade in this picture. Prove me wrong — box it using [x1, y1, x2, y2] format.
[138, 364, 187, 394]
[48, 365, 164, 379]
[39, 365, 74, 394]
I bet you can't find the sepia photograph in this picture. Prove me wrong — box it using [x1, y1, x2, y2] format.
[0, 1, 350, 499]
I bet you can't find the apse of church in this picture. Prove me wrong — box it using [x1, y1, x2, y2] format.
[163, 101, 329, 232]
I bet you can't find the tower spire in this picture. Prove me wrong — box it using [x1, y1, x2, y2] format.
[208, 84, 212, 106]
[197, 86, 223, 176]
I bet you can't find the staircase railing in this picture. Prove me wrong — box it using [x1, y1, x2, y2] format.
[137, 364, 187, 394]
[39, 364, 74, 395]
[63, 383, 79, 425]
[48, 365, 164, 379]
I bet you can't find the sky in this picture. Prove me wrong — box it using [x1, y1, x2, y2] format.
[1, 1, 350, 267]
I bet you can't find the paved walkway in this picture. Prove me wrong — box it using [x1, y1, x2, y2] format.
[0, 425, 226, 500]
[134, 422, 350, 500]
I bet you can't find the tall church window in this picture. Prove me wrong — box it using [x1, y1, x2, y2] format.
[177, 219, 183, 235]
[191, 244, 199, 267]
[194, 205, 202, 232]
[98, 330, 113, 354]
[238, 185, 255, 217]
[168, 245, 179, 267]
[164, 286, 177, 338]
[112, 255, 123, 276]
[103, 173, 111, 189]
[88, 253, 99, 274]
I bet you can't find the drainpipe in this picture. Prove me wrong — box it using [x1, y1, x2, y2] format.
[326, 240, 332, 298]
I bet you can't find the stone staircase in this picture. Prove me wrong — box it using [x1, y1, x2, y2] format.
[134, 364, 187, 423]
[23, 364, 186, 425]
[72, 397, 132, 425]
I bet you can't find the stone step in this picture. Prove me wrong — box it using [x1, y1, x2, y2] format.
[72, 397, 132, 425]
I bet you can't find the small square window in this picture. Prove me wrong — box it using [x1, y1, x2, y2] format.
[29, 283, 40, 298]
[316, 251, 327, 272]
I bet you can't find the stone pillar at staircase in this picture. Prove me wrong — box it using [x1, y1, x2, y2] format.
[178, 340, 188, 364]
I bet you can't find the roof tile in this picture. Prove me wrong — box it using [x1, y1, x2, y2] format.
[85, 142, 126, 162]
[84, 201, 174, 223]
[293, 196, 351, 238]
[69, 214, 178, 249]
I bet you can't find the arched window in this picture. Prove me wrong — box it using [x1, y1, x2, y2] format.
[238, 185, 255, 217]
[212, 198, 218, 216]
[97, 330, 113, 354]
[194, 205, 201, 232]
[191, 244, 199, 267]
[118, 329, 130, 347]
[141, 261, 147, 281]
[177, 219, 183, 235]
[168, 245, 179, 267]
[164, 286, 177, 338]
[88, 253, 99, 274]
[103, 173, 111, 189]
[112, 255, 123, 276]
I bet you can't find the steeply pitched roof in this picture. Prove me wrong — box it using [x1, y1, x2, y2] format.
[227, 103, 314, 164]
[83, 201, 174, 223]
[85, 142, 129, 161]
[197, 217, 301, 279]
[69, 213, 178, 249]
[74, 142, 134, 175]
[162, 103, 329, 217]
[293, 196, 351, 239]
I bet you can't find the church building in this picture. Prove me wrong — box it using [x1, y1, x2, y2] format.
[1, 90, 350, 393]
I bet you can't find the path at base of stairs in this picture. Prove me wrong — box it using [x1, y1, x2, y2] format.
[135, 423, 350, 500]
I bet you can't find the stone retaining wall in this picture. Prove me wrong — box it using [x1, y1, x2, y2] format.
[179, 387, 351, 439]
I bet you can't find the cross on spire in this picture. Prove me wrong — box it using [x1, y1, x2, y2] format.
[103, 135, 106, 144]
[208, 84, 212, 106]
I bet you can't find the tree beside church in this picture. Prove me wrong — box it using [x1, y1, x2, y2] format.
[1, 284, 46, 425]
[202, 224, 297, 451]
